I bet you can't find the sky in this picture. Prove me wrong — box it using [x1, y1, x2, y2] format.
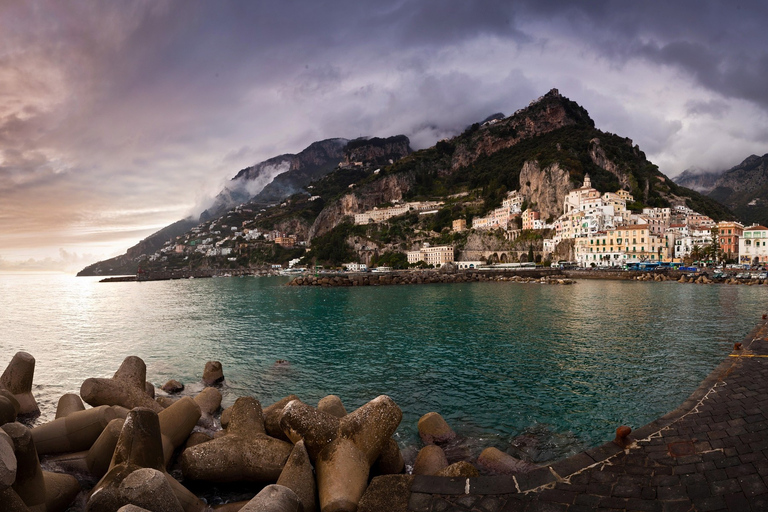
[2, 0, 768, 271]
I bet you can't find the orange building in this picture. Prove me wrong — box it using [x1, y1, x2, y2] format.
[716, 221, 744, 260]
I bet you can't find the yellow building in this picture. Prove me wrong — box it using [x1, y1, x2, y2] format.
[452, 219, 467, 232]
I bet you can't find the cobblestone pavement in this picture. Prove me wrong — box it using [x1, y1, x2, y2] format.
[405, 319, 768, 512]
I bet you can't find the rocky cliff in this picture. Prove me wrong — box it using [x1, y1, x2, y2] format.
[672, 168, 723, 193]
[308, 172, 415, 240]
[518, 161, 572, 221]
[341, 135, 412, 168]
[450, 89, 593, 171]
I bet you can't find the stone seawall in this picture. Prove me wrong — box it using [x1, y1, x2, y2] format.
[287, 269, 575, 287]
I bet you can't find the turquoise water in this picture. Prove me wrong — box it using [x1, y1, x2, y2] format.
[1, 273, 765, 464]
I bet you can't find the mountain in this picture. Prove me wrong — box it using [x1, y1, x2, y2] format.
[673, 168, 724, 193]
[306, 89, 733, 243]
[77, 218, 198, 276]
[199, 138, 349, 221]
[672, 154, 768, 227]
[78, 136, 412, 276]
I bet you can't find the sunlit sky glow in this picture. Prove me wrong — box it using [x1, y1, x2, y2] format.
[2, 1, 768, 271]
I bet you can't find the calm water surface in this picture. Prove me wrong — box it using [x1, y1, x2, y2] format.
[1, 273, 765, 464]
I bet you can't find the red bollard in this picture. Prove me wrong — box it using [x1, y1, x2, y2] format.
[614, 426, 632, 448]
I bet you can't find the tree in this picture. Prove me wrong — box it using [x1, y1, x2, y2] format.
[708, 226, 720, 263]
[527, 244, 534, 263]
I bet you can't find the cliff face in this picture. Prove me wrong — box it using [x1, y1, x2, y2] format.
[308, 172, 415, 240]
[518, 161, 573, 221]
[589, 138, 632, 190]
[342, 135, 412, 168]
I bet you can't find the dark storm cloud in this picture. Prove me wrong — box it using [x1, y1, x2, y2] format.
[2, 0, 768, 265]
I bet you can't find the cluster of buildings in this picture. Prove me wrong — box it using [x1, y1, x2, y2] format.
[538, 174, 765, 267]
[406, 244, 455, 266]
[354, 201, 444, 225]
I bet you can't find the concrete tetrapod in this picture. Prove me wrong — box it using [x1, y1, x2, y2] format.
[0, 352, 40, 418]
[0, 395, 18, 426]
[158, 397, 201, 466]
[180, 396, 293, 482]
[240, 484, 303, 512]
[476, 446, 537, 475]
[46, 417, 125, 480]
[316, 395, 347, 419]
[263, 395, 299, 441]
[80, 356, 163, 413]
[416, 412, 455, 445]
[54, 394, 85, 419]
[280, 395, 402, 512]
[276, 440, 316, 512]
[2, 422, 80, 512]
[31, 405, 127, 455]
[193, 387, 221, 429]
[87, 408, 205, 512]
[202, 361, 224, 386]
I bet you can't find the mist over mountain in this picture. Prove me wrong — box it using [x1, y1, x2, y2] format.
[672, 154, 768, 227]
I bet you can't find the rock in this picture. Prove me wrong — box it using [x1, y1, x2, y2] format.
[3, 422, 80, 512]
[202, 361, 224, 386]
[412, 445, 448, 476]
[436, 461, 479, 478]
[119, 468, 184, 512]
[0, 396, 17, 426]
[80, 356, 163, 413]
[240, 484, 302, 512]
[184, 432, 211, 450]
[87, 408, 205, 512]
[156, 396, 177, 409]
[317, 395, 347, 418]
[145, 382, 156, 399]
[264, 395, 299, 441]
[193, 387, 222, 429]
[55, 394, 86, 419]
[0, 352, 40, 418]
[477, 447, 537, 475]
[277, 440, 316, 512]
[158, 397, 201, 466]
[372, 438, 404, 475]
[417, 412, 456, 445]
[180, 396, 293, 483]
[357, 475, 413, 512]
[0, 429, 16, 489]
[281, 395, 402, 512]
[161, 380, 184, 394]
[31, 405, 125, 455]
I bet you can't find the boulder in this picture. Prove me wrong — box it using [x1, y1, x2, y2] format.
[202, 361, 224, 386]
[181, 397, 293, 483]
[158, 397, 201, 466]
[277, 440, 316, 512]
[476, 447, 537, 475]
[240, 484, 302, 512]
[31, 405, 126, 455]
[119, 468, 184, 512]
[193, 387, 222, 429]
[55, 394, 85, 419]
[2, 422, 80, 512]
[412, 445, 448, 476]
[372, 438, 404, 475]
[264, 395, 299, 441]
[417, 412, 455, 445]
[87, 408, 205, 512]
[161, 380, 184, 394]
[317, 395, 347, 418]
[281, 395, 402, 512]
[80, 356, 163, 413]
[0, 352, 40, 418]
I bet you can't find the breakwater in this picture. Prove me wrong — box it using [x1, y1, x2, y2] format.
[100, 268, 277, 283]
[287, 269, 575, 287]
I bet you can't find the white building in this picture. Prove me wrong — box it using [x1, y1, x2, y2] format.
[739, 225, 768, 265]
[354, 201, 444, 225]
[407, 244, 455, 266]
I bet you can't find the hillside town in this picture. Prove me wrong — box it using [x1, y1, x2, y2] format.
[406, 174, 766, 269]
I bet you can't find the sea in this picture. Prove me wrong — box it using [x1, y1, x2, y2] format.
[1, 272, 765, 467]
